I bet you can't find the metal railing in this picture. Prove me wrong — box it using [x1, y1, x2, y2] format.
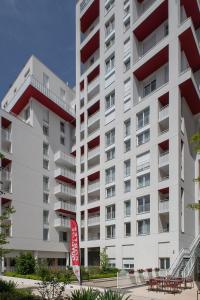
[159, 105, 169, 121]
[88, 180, 100, 192]
[87, 76, 100, 93]
[54, 151, 76, 166]
[80, 0, 92, 12]
[54, 217, 70, 228]
[88, 111, 100, 126]
[88, 146, 100, 160]
[159, 200, 169, 213]
[88, 215, 100, 225]
[159, 151, 169, 166]
[1, 129, 11, 141]
[54, 201, 76, 212]
[54, 184, 76, 197]
[54, 168, 76, 181]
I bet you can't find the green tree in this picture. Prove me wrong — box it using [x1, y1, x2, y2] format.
[100, 247, 109, 272]
[16, 252, 36, 275]
[187, 131, 200, 209]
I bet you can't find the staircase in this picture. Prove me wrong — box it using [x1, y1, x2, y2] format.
[167, 234, 200, 278]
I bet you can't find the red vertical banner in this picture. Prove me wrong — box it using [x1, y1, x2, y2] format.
[70, 219, 81, 284]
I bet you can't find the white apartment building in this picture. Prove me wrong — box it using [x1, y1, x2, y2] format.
[75, 0, 200, 273]
[0, 56, 76, 270]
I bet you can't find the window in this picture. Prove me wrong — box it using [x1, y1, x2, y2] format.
[143, 79, 156, 97]
[124, 222, 131, 237]
[123, 258, 134, 270]
[137, 129, 150, 146]
[43, 210, 49, 225]
[43, 159, 49, 170]
[106, 225, 115, 239]
[105, 166, 115, 184]
[105, 54, 115, 74]
[43, 176, 49, 191]
[124, 58, 130, 72]
[137, 219, 150, 235]
[124, 180, 131, 193]
[136, 151, 150, 173]
[60, 136, 65, 146]
[124, 17, 130, 32]
[124, 119, 131, 137]
[43, 73, 49, 89]
[43, 143, 49, 156]
[105, 35, 115, 51]
[59, 231, 68, 242]
[124, 159, 131, 177]
[124, 78, 131, 97]
[137, 107, 150, 130]
[106, 204, 115, 220]
[60, 88, 66, 101]
[124, 200, 131, 217]
[106, 148, 115, 161]
[137, 195, 150, 214]
[43, 124, 49, 136]
[105, 0, 115, 14]
[124, 139, 131, 153]
[105, 128, 115, 147]
[24, 106, 30, 121]
[106, 185, 115, 198]
[43, 228, 49, 241]
[43, 192, 49, 204]
[105, 91, 115, 111]
[105, 16, 115, 37]
[137, 173, 150, 189]
[160, 258, 170, 270]
[124, 3, 130, 17]
[108, 258, 116, 268]
[124, 38, 131, 57]
[60, 121, 65, 133]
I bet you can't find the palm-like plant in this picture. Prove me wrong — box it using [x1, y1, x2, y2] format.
[98, 290, 130, 300]
[70, 288, 100, 300]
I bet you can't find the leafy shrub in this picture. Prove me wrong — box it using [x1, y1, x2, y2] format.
[16, 252, 36, 275]
[0, 279, 16, 293]
[98, 290, 130, 300]
[70, 288, 100, 300]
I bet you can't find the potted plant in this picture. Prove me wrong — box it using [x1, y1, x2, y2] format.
[154, 267, 160, 276]
[137, 269, 144, 274]
[128, 269, 134, 275]
[146, 268, 153, 279]
[137, 269, 145, 284]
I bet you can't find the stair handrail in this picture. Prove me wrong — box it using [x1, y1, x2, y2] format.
[182, 234, 200, 278]
[167, 248, 188, 276]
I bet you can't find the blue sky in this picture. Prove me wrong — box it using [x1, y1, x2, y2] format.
[0, 0, 76, 101]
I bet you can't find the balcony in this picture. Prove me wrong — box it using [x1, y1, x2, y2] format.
[133, 0, 168, 42]
[54, 201, 76, 214]
[54, 168, 76, 184]
[80, 0, 99, 33]
[134, 0, 156, 20]
[88, 111, 100, 127]
[159, 200, 169, 213]
[81, 17, 99, 44]
[159, 105, 169, 121]
[3, 75, 75, 123]
[54, 183, 76, 199]
[81, 31, 99, 64]
[54, 217, 70, 230]
[1, 129, 11, 153]
[88, 146, 100, 160]
[179, 18, 200, 72]
[181, 0, 200, 29]
[88, 229, 100, 241]
[159, 212, 169, 233]
[88, 180, 100, 193]
[54, 151, 76, 168]
[88, 215, 100, 226]
[1, 169, 11, 182]
[179, 68, 200, 114]
[159, 151, 169, 167]
[87, 75, 100, 98]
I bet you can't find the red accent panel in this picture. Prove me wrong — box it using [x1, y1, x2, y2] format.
[1, 117, 11, 128]
[80, 113, 84, 122]
[1, 198, 11, 204]
[80, 80, 84, 91]
[179, 27, 200, 72]
[134, 46, 168, 81]
[56, 175, 76, 185]
[159, 140, 169, 151]
[80, 0, 99, 33]
[158, 187, 169, 193]
[158, 92, 169, 106]
[10, 85, 75, 124]
[181, 0, 200, 29]
[88, 171, 100, 181]
[179, 78, 200, 114]
[56, 208, 76, 215]
[133, 0, 168, 41]
[88, 65, 100, 83]
[88, 100, 100, 116]
[81, 31, 99, 63]
[88, 136, 100, 149]
[88, 206, 100, 213]
[1, 158, 11, 168]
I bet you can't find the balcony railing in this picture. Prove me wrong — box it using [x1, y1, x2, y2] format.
[159, 200, 169, 213]
[136, 0, 157, 20]
[54, 184, 76, 198]
[88, 146, 100, 160]
[1, 169, 11, 181]
[136, 161, 150, 173]
[88, 233, 100, 241]
[159, 105, 169, 121]
[87, 75, 100, 94]
[2, 129, 11, 142]
[54, 151, 76, 166]
[88, 180, 100, 192]
[88, 111, 100, 127]
[54, 217, 70, 229]
[88, 215, 100, 226]
[54, 168, 76, 181]
[80, 0, 92, 12]
[54, 201, 76, 213]
[5, 75, 75, 117]
[159, 151, 169, 166]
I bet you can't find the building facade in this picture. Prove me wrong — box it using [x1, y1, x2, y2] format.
[75, 0, 200, 270]
[0, 56, 76, 270]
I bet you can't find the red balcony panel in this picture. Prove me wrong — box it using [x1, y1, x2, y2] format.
[179, 28, 200, 72]
[71, 150, 76, 157]
[56, 208, 76, 216]
[55, 175, 76, 186]
[88, 65, 99, 83]
[88, 136, 100, 149]
[133, 0, 168, 41]
[159, 140, 169, 151]
[158, 92, 169, 106]
[88, 171, 100, 181]
[1, 198, 11, 205]
[1, 158, 11, 168]
[80, 113, 84, 123]
[88, 100, 100, 116]
[134, 46, 168, 81]
[158, 187, 169, 194]
[181, 0, 200, 29]
[1, 117, 11, 128]
[80, 0, 99, 33]
[88, 206, 100, 213]
[179, 78, 200, 114]
[80, 80, 84, 91]
[81, 146, 84, 155]
[81, 31, 99, 63]
[10, 85, 75, 124]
